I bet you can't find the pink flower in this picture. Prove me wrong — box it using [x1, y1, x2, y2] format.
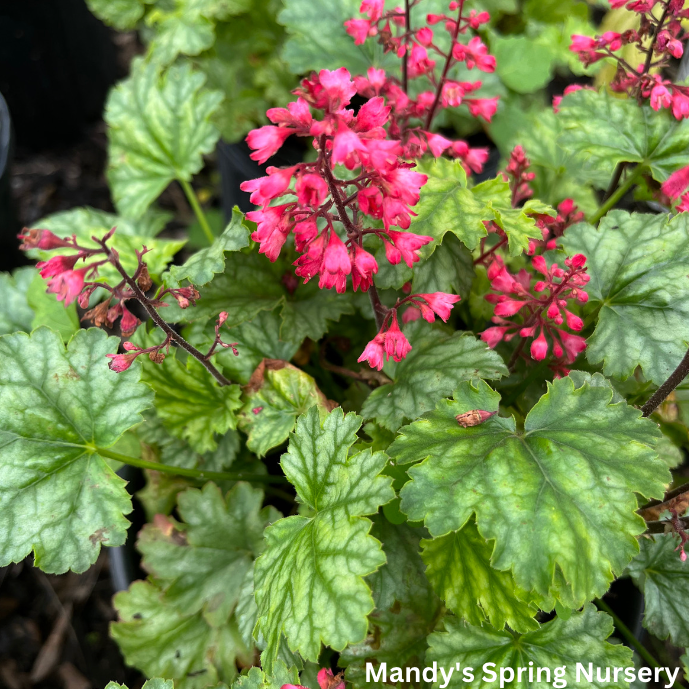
[294, 231, 327, 281]
[120, 305, 140, 336]
[418, 292, 461, 321]
[426, 133, 452, 157]
[345, 18, 372, 45]
[382, 198, 412, 230]
[531, 330, 549, 361]
[494, 299, 527, 317]
[319, 231, 351, 293]
[408, 44, 435, 78]
[106, 352, 139, 373]
[441, 81, 465, 107]
[565, 310, 583, 331]
[358, 332, 386, 370]
[678, 193, 689, 212]
[650, 82, 672, 111]
[570, 35, 597, 52]
[661, 165, 689, 198]
[360, 0, 384, 21]
[464, 37, 496, 72]
[318, 68, 357, 110]
[294, 218, 319, 252]
[332, 123, 367, 167]
[351, 244, 378, 292]
[386, 230, 433, 267]
[559, 330, 587, 363]
[46, 267, 88, 306]
[481, 326, 510, 348]
[240, 167, 295, 206]
[296, 173, 328, 207]
[355, 97, 390, 131]
[384, 313, 412, 361]
[267, 97, 312, 129]
[466, 97, 499, 122]
[672, 90, 689, 119]
[246, 126, 293, 164]
[18, 228, 72, 251]
[468, 10, 490, 28]
[246, 205, 294, 261]
[416, 27, 433, 46]
[37, 254, 79, 279]
[358, 186, 384, 218]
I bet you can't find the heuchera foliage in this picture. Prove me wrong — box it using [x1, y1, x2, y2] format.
[4, 0, 689, 688]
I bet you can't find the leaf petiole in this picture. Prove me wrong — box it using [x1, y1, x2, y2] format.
[594, 598, 685, 688]
[179, 178, 215, 245]
[589, 165, 645, 226]
[94, 445, 289, 484]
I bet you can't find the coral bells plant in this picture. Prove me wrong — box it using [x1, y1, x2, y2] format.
[6, 1, 689, 689]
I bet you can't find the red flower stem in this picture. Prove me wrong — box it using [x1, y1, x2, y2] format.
[640, 1, 670, 83]
[424, 1, 463, 130]
[320, 146, 388, 330]
[473, 236, 507, 265]
[402, 0, 410, 94]
[641, 346, 689, 417]
[97, 239, 234, 387]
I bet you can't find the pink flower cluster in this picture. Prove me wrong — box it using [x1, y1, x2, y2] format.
[481, 254, 589, 373]
[345, 0, 499, 134]
[18, 228, 225, 372]
[241, 67, 437, 293]
[569, 0, 689, 118]
[359, 291, 461, 370]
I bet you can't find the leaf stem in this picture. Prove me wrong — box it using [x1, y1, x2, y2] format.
[641, 346, 689, 417]
[179, 178, 215, 245]
[594, 598, 684, 688]
[96, 446, 289, 484]
[589, 165, 645, 226]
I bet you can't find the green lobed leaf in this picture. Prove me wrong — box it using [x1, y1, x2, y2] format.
[472, 176, 555, 256]
[139, 482, 279, 627]
[168, 251, 355, 344]
[27, 272, 80, 343]
[278, 0, 394, 75]
[421, 517, 539, 633]
[409, 159, 550, 258]
[0, 327, 153, 573]
[36, 206, 182, 280]
[213, 310, 300, 385]
[230, 662, 301, 689]
[86, 0, 145, 30]
[142, 354, 242, 454]
[393, 375, 669, 607]
[0, 267, 36, 335]
[238, 360, 334, 457]
[558, 89, 689, 186]
[169, 207, 251, 286]
[147, 1, 216, 65]
[340, 518, 441, 689]
[410, 233, 474, 298]
[138, 409, 241, 472]
[106, 58, 223, 219]
[427, 604, 632, 689]
[409, 158, 490, 256]
[106, 679, 174, 689]
[361, 327, 508, 432]
[561, 211, 689, 386]
[111, 579, 251, 689]
[627, 534, 689, 647]
[492, 35, 554, 94]
[254, 406, 395, 671]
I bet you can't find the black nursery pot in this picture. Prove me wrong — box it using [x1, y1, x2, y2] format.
[217, 137, 307, 218]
